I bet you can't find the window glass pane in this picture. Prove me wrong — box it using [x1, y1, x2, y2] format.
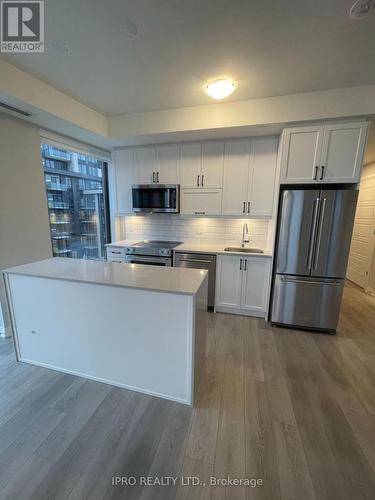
[41, 143, 110, 260]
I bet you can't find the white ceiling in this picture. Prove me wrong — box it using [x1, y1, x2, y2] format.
[3, 0, 375, 116]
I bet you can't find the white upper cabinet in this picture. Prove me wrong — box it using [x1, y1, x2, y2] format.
[201, 142, 224, 188]
[156, 145, 180, 184]
[222, 137, 278, 217]
[280, 126, 323, 184]
[319, 122, 368, 184]
[180, 143, 202, 188]
[134, 147, 156, 184]
[280, 121, 368, 184]
[249, 137, 278, 217]
[180, 189, 222, 215]
[180, 142, 224, 188]
[222, 140, 251, 215]
[112, 149, 134, 214]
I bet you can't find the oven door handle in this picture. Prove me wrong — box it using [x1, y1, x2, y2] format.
[126, 256, 171, 265]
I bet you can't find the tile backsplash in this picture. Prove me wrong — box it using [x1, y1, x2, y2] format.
[118, 215, 270, 249]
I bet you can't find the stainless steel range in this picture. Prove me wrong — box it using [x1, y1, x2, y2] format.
[124, 240, 182, 267]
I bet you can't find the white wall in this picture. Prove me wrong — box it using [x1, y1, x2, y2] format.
[365, 162, 375, 291]
[0, 113, 52, 335]
[119, 215, 270, 250]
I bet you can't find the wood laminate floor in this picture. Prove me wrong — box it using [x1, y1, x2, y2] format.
[0, 280, 375, 499]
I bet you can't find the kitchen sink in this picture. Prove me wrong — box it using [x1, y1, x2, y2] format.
[224, 247, 264, 253]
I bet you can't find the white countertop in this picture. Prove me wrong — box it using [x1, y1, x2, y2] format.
[107, 240, 272, 258]
[174, 243, 272, 258]
[3, 258, 207, 295]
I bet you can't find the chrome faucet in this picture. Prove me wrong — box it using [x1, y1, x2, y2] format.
[242, 223, 250, 248]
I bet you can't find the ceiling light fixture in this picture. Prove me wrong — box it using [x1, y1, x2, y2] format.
[349, 0, 375, 18]
[205, 79, 236, 100]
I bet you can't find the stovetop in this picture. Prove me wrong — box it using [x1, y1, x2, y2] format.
[132, 240, 182, 249]
[125, 240, 182, 257]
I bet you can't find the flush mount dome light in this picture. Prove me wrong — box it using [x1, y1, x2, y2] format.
[205, 79, 236, 100]
[349, 0, 375, 17]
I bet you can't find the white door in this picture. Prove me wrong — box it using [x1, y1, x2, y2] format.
[215, 255, 242, 309]
[134, 147, 156, 184]
[156, 145, 180, 184]
[319, 122, 368, 184]
[180, 189, 222, 215]
[201, 142, 224, 188]
[113, 150, 134, 214]
[222, 140, 251, 215]
[240, 258, 271, 315]
[249, 137, 278, 217]
[280, 126, 323, 184]
[347, 171, 375, 289]
[180, 143, 201, 188]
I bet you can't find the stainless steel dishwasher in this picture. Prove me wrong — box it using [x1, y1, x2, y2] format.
[174, 252, 216, 310]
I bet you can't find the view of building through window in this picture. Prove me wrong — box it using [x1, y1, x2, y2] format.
[41, 143, 110, 260]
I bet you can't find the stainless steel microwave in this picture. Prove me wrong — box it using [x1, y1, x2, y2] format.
[132, 184, 180, 213]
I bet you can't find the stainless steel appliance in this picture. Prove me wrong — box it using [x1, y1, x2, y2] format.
[124, 240, 182, 266]
[271, 188, 358, 333]
[132, 184, 180, 213]
[174, 252, 216, 310]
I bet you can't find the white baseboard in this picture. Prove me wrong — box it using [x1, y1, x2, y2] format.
[18, 358, 192, 406]
[215, 306, 266, 318]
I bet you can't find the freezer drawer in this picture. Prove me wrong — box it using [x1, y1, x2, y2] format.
[271, 275, 344, 332]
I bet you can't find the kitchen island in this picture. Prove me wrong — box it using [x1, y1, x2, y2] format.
[3, 258, 208, 406]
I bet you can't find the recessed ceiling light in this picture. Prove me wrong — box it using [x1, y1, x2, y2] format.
[205, 79, 236, 100]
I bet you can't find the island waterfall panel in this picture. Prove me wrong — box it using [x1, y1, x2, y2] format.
[4, 264, 208, 406]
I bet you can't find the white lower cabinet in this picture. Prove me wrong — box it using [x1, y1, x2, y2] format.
[180, 189, 222, 215]
[215, 255, 271, 317]
[214, 255, 242, 307]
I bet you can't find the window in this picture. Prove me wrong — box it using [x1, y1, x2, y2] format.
[41, 142, 111, 260]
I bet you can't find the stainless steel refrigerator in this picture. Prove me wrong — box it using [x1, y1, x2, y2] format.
[271, 188, 358, 333]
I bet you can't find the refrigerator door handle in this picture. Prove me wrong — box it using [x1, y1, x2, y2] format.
[307, 197, 320, 270]
[280, 276, 342, 286]
[313, 197, 327, 270]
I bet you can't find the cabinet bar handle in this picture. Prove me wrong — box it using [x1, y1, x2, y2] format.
[247, 201, 250, 214]
[152, 172, 155, 183]
[240, 259, 243, 270]
[202, 174, 204, 187]
[320, 166, 325, 181]
[244, 259, 247, 271]
[243, 202, 246, 213]
[194, 211, 205, 215]
[156, 171, 159, 183]
[313, 166, 319, 180]
[197, 175, 200, 187]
